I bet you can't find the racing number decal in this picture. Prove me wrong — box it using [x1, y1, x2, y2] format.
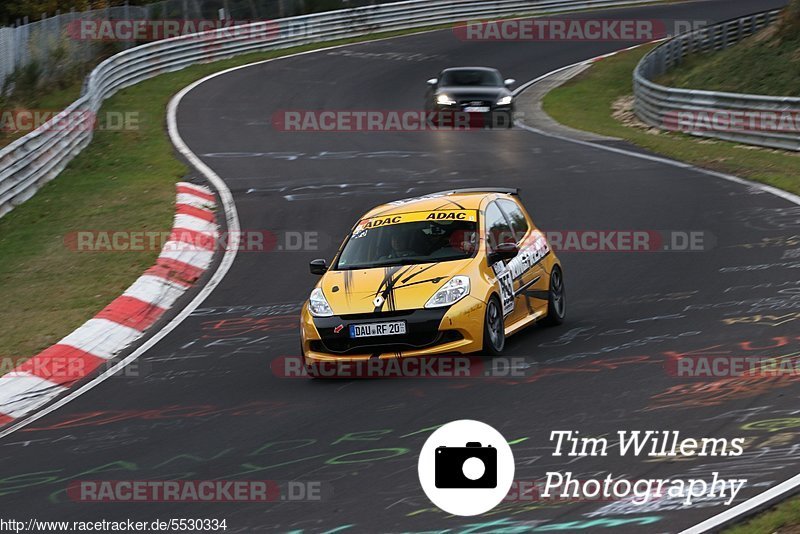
[497, 270, 514, 316]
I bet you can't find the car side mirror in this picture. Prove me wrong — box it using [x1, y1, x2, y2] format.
[488, 242, 519, 265]
[504, 78, 516, 87]
[309, 259, 328, 275]
[427, 78, 438, 86]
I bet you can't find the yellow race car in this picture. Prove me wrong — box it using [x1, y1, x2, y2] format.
[301, 188, 564, 367]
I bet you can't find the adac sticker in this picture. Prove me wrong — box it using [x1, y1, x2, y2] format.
[354, 210, 477, 235]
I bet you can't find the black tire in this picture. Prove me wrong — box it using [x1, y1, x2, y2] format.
[541, 265, 566, 326]
[482, 295, 506, 356]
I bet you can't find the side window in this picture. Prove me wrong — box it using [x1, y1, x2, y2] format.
[484, 202, 514, 252]
[498, 199, 530, 243]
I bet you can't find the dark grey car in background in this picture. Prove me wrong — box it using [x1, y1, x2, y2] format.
[425, 67, 516, 128]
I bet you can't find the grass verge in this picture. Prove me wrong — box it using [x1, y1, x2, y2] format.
[725, 496, 800, 534]
[542, 45, 800, 196]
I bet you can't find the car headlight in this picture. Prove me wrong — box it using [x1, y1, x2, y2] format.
[496, 95, 513, 106]
[308, 287, 333, 317]
[437, 94, 456, 106]
[425, 276, 470, 308]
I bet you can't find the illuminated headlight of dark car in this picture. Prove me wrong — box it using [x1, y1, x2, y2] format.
[436, 94, 457, 106]
[425, 276, 470, 308]
[496, 96, 513, 106]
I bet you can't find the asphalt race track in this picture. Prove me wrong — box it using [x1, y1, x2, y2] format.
[2, 0, 799, 532]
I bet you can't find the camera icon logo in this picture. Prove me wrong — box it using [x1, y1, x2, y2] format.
[418, 420, 515, 516]
[435, 442, 497, 489]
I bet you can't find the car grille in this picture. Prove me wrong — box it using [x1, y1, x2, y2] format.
[311, 308, 458, 355]
[459, 99, 492, 108]
[311, 330, 463, 355]
[339, 310, 414, 321]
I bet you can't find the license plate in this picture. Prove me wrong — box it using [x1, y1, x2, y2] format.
[349, 321, 407, 338]
[464, 106, 490, 113]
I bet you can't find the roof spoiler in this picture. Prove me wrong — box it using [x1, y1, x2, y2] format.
[433, 187, 520, 196]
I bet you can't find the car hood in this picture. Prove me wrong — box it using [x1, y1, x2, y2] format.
[319, 259, 474, 314]
[437, 86, 510, 99]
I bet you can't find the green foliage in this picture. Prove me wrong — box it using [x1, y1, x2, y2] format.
[5, 61, 43, 105]
[725, 496, 800, 533]
[543, 45, 800, 196]
[656, 10, 800, 97]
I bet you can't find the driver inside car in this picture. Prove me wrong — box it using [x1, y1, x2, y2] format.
[385, 231, 417, 258]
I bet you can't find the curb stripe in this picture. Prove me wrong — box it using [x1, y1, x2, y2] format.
[0, 182, 217, 425]
[177, 182, 215, 201]
[169, 227, 217, 250]
[173, 213, 216, 234]
[176, 192, 216, 209]
[158, 247, 215, 270]
[58, 319, 144, 360]
[123, 274, 190, 305]
[0, 373, 68, 419]
[146, 260, 204, 285]
[176, 203, 215, 223]
[96, 296, 168, 331]
[16, 347, 105, 387]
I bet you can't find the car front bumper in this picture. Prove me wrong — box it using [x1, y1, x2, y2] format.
[301, 295, 486, 364]
[430, 104, 513, 127]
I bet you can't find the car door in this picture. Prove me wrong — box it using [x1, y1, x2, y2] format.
[484, 200, 523, 324]
[497, 198, 550, 318]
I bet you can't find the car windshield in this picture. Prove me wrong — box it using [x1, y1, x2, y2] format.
[335, 216, 479, 270]
[440, 69, 502, 87]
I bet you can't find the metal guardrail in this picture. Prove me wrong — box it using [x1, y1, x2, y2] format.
[0, 0, 668, 218]
[633, 9, 800, 152]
